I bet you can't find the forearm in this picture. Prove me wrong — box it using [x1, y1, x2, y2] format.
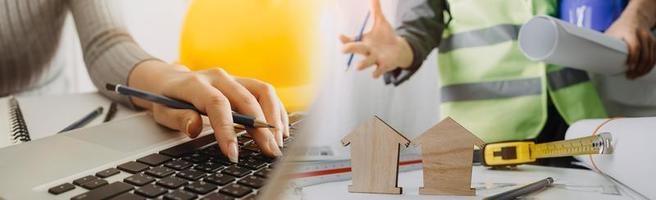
[82, 38, 157, 108]
[70, 0, 157, 108]
[385, 0, 445, 85]
[622, 0, 656, 28]
[395, 0, 446, 69]
[606, 0, 656, 79]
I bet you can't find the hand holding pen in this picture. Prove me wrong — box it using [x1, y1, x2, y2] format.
[114, 64, 289, 163]
[339, 0, 415, 78]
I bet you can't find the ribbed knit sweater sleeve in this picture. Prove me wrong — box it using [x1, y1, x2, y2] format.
[69, 0, 157, 108]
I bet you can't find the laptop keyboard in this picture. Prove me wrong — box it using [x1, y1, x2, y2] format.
[48, 126, 297, 200]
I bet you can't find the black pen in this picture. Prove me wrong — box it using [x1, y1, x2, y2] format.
[105, 83, 275, 128]
[483, 177, 554, 200]
[58, 107, 104, 133]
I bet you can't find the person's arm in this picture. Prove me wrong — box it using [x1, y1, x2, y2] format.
[606, 0, 656, 79]
[386, 0, 447, 85]
[68, 0, 156, 107]
[339, 0, 445, 85]
[69, 0, 286, 162]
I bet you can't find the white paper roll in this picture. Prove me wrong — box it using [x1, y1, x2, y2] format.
[566, 117, 656, 199]
[519, 15, 656, 81]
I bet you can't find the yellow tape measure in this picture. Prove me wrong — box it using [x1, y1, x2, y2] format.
[482, 132, 613, 167]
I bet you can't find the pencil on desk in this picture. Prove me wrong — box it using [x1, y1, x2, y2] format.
[346, 11, 371, 71]
[58, 107, 103, 133]
[483, 177, 554, 200]
[105, 83, 274, 129]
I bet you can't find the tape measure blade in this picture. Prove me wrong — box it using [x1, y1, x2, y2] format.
[533, 133, 611, 159]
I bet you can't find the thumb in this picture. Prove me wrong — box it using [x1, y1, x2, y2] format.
[151, 104, 203, 138]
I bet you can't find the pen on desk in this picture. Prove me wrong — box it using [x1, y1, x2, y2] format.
[105, 83, 275, 129]
[103, 102, 117, 122]
[346, 11, 371, 71]
[483, 177, 554, 200]
[58, 107, 104, 133]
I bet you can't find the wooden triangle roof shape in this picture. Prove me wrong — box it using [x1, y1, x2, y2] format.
[341, 115, 411, 147]
[412, 117, 485, 147]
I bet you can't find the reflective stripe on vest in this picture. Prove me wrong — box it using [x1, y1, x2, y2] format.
[441, 68, 591, 102]
[439, 24, 521, 53]
[547, 68, 590, 90]
[441, 78, 541, 102]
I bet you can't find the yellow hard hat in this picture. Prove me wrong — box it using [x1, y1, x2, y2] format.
[179, 0, 318, 112]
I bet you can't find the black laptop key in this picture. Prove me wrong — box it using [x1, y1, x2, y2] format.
[71, 182, 133, 200]
[48, 183, 75, 195]
[160, 134, 215, 158]
[165, 160, 193, 170]
[118, 161, 150, 174]
[219, 184, 252, 198]
[204, 174, 235, 186]
[111, 192, 145, 200]
[239, 159, 266, 170]
[164, 190, 198, 200]
[124, 174, 155, 186]
[237, 175, 265, 189]
[254, 168, 271, 178]
[135, 184, 168, 198]
[200, 145, 220, 156]
[201, 192, 235, 200]
[252, 154, 276, 163]
[194, 162, 225, 173]
[73, 175, 100, 186]
[239, 149, 259, 159]
[208, 155, 234, 165]
[221, 166, 251, 178]
[145, 166, 175, 178]
[96, 168, 121, 178]
[182, 153, 210, 164]
[137, 153, 173, 166]
[184, 181, 217, 195]
[177, 169, 206, 181]
[80, 179, 109, 190]
[157, 176, 188, 189]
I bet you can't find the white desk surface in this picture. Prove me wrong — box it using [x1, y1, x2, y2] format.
[300, 164, 635, 200]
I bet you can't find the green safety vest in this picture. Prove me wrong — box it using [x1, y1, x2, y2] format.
[439, 0, 607, 142]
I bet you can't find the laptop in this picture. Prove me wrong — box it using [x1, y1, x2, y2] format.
[0, 113, 302, 200]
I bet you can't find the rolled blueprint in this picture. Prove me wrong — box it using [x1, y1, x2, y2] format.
[518, 15, 656, 81]
[566, 117, 656, 199]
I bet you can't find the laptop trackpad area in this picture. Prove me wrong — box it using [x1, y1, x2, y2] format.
[67, 113, 184, 153]
[0, 114, 188, 198]
[0, 134, 126, 197]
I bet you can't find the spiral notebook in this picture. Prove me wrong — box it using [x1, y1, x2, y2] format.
[0, 96, 31, 148]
